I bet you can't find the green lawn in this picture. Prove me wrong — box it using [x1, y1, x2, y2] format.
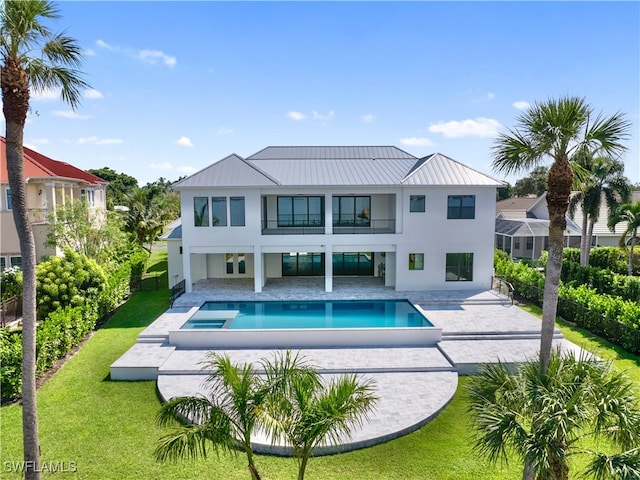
[1, 253, 636, 479]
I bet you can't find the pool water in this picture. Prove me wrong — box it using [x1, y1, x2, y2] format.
[181, 299, 432, 330]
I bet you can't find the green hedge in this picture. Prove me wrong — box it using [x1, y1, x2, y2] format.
[561, 259, 640, 304]
[495, 251, 640, 354]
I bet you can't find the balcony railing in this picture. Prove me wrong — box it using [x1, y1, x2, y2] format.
[261, 218, 396, 235]
[28, 209, 49, 224]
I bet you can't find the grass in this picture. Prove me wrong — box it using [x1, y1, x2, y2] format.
[0, 254, 636, 479]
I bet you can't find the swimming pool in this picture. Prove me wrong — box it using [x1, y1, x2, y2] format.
[182, 300, 433, 330]
[169, 299, 441, 349]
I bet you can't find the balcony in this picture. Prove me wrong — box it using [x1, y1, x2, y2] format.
[261, 218, 396, 235]
[332, 219, 395, 234]
[262, 218, 324, 235]
[28, 209, 49, 224]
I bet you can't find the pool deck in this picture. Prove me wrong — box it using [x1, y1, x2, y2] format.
[111, 277, 587, 455]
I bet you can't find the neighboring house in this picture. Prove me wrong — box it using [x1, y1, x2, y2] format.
[168, 146, 503, 293]
[0, 137, 107, 269]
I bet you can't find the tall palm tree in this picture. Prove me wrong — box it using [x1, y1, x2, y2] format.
[569, 155, 631, 266]
[609, 200, 640, 276]
[155, 351, 316, 480]
[467, 350, 640, 480]
[492, 97, 630, 373]
[260, 355, 377, 480]
[1, 2, 88, 478]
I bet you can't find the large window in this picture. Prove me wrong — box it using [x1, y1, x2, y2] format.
[81, 189, 95, 207]
[445, 253, 473, 281]
[230, 197, 245, 226]
[332, 196, 370, 226]
[5, 188, 12, 210]
[332, 252, 373, 276]
[193, 197, 209, 226]
[10, 256, 22, 269]
[277, 196, 323, 227]
[226, 253, 246, 274]
[212, 197, 227, 226]
[0, 258, 5, 272]
[282, 253, 324, 276]
[447, 195, 475, 219]
[410, 195, 425, 213]
[409, 253, 424, 270]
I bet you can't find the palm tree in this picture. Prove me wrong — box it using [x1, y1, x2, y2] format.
[609, 200, 640, 276]
[1, 2, 88, 478]
[467, 350, 640, 480]
[569, 155, 631, 266]
[260, 355, 377, 480]
[155, 351, 316, 480]
[492, 97, 630, 373]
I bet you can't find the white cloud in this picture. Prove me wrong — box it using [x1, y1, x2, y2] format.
[31, 138, 50, 145]
[150, 162, 173, 170]
[77, 136, 123, 145]
[138, 49, 177, 67]
[53, 110, 92, 120]
[487, 92, 496, 100]
[312, 110, 335, 121]
[428, 117, 502, 138]
[513, 100, 531, 110]
[217, 126, 234, 135]
[177, 165, 197, 174]
[84, 48, 96, 56]
[84, 89, 104, 100]
[31, 87, 60, 101]
[176, 136, 194, 148]
[362, 114, 376, 122]
[96, 39, 113, 50]
[287, 111, 306, 121]
[400, 137, 435, 147]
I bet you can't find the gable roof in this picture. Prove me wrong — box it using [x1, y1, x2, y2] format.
[495, 196, 538, 215]
[0, 136, 106, 185]
[174, 154, 278, 188]
[176, 146, 503, 188]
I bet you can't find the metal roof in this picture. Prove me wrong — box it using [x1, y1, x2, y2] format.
[495, 217, 582, 237]
[175, 147, 503, 188]
[174, 154, 278, 188]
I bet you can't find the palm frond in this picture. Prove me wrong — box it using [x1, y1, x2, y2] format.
[584, 448, 640, 480]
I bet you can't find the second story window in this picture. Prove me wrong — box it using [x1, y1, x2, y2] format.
[5, 188, 12, 210]
[447, 195, 475, 219]
[212, 197, 227, 226]
[230, 197, 245, 226]
[277, 196, 323, 227]
[333, 196, 370, 226]
[81, 189, 96, 207]
[410, 195, 425, 212]
[194, 197, 209, 226]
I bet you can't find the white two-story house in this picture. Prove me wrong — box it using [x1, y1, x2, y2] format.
[169, 146, 503, 293]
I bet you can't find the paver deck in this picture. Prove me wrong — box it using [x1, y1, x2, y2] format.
[111, 279, 590, 454]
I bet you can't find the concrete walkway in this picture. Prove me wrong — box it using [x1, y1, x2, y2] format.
[111, 279, 586, 455]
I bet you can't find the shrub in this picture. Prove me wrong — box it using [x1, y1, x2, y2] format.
[0, 328, 23, 400]
[1, 267, 23, 301]
[36, 249, 107, 321]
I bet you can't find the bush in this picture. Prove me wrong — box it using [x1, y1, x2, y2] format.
[36, 249, 107, 321]
[0, 328, 23, 400]
[561, 259, 640, 304]
[1, 267, 23, 301]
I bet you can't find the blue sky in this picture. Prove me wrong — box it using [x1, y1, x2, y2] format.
[5, 1, 640, 186]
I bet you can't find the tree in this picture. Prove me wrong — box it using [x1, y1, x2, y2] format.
[569, 155, 631, 266]
[496, 182, 513, 201]
[87, 167, 139, 209]
[155, 351, 316, 480]
[609, 200, 640, 276]
[467, 350, 640, 480]
[1, 2, 89, 477]
[512, 166, 549, 197]
[492, 96, 630, 373]
[126, 188, 164, 251]
[260, 354, 377, 480]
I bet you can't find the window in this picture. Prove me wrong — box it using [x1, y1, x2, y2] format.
[230, 197, 245, 226]
[0, 257, 5, 272]
[81, 189, 95, 207]
[514, 238, 520, 249]
[409, 253, 424, 270]
[226, 254, 234, 274]
[226, 253, 247, 275]
[332, 196, 370, 226]
[282, 253, 325, 276]
[193, 197, 209, 226]
[445, 253, 473, 281]
[10, 256, 22, 269]
[5, 189, 12, 210]
[332, 252, 373, 276]
[526, 237, 534, 249]
[447, 195, 475, 219]
[410, 195, 425, 213]
[277, 196, 323, 227]
[212, 197, 227, 226]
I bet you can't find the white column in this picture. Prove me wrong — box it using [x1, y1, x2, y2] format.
[324, 244, 333, 292]
[184, 247, 193, 293]
[325, 193, 333, 234]
[253, 245, 262, 293]
[394, 192, 402, 234]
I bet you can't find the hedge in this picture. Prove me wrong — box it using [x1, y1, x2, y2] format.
[561, 259, 640, 304]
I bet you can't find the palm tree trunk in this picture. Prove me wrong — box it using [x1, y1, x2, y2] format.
[584, 219, 595, 267]
[629, 237, 636, 277]
[522, 459, 535, 480]
[579, 212, 589, 266]
[298, 454, 310, 480]
[5, 129, 41, 479]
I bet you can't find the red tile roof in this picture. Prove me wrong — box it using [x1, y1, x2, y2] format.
[0, 136, 106, 185]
